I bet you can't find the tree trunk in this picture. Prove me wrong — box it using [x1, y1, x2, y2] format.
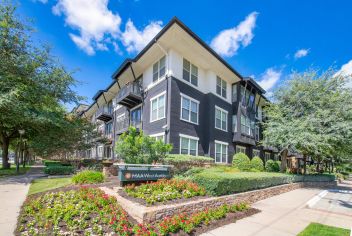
[1, 137, 10, 169]
[280, 148, 288, 172]
[15, 144, 20, 173]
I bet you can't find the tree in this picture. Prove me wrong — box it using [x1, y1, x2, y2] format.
[0, 2, 81, 168]
[263, 69, 352, 173]
[115, 127, 173, 164]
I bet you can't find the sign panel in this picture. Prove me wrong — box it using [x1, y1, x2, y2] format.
[117, 165, 172, 182]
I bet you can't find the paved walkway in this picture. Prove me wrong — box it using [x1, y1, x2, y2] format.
[202, 178, 352, 236]
[0, 165, 46, 236]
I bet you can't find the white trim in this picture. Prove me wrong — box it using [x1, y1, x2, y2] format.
[180, 93, 199, 125]
[179, 133, 199, 156]
[150, 91, 166, 122]
[214, 140, 228, 163]
[182, 57, 198, 87]
[215, 106, 228, 132]
[150, 132, 165, 137]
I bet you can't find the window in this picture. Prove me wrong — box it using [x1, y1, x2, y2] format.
[130, 106, 142, 127]
[264, 152, 271, 162]
[98, 146, 104, 158]
[150, 132, 165, 142]
[236, 145, 246, 154]
[253, 149, 260, 157]
[215, 141, 228, 163]
[153, 56, 166, 83]
[257, 106, 263, 120]
[180, 134, 198, 156]
[180, 94, 199, 124]
[241, 115, 251, 135]
[215, 106, 228, 131]
[248, 92, 255, 108]
[150, 92, 166, 122]
[255, 125, 260, 141]
[232, 115, 237, 132]
[216, 76, 227, 98]
[232, 84, 238, 102]
[183, 58, 198, 86]
[104, 146, 112, 159]
[105, 122, 113, 135]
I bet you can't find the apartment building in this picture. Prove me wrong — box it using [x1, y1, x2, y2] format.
[78, 17, 278, 163]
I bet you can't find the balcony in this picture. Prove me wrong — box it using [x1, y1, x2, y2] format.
[116, 82, 142, 109]
[116, 117, 142, 135]
[96, 107, 113, 122]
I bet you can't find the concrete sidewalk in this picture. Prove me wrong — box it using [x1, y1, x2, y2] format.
[0, 165, 46, 236]
[202, 180, 352, 236]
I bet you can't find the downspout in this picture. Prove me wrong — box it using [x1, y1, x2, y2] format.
[155, 40, 171, 143]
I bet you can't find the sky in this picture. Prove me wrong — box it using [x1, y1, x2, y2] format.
[17, 0, 352, 109]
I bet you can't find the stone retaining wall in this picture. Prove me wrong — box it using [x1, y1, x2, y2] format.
[101, 181, 336, 224]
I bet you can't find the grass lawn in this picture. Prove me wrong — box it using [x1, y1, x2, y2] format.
[298, 223, 350, 236]
[0, 165, 30, 178]
[28, 177, 72, 195]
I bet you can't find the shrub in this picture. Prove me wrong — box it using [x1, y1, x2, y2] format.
[250, 156, 264, 171]
[265, 160, 280, 172]
[232, 152, 251, 171]
[72, 170, 105, 184]
[164, 154, 213, 175]
[44, 166, 74, 175]
[43, 160, 62, 166]
[115, 126, 173, 164]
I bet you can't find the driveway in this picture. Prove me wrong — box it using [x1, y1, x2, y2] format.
[202, 179, 352, 236]
[0, 165, 46, 236]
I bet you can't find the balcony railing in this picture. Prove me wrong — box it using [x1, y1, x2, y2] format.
[116, 117, 142, 135]
[116, 82, 142, 108]
[96, 107, 113, 122]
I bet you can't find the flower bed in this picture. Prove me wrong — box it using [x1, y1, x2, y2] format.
[124, 179, 206, 205]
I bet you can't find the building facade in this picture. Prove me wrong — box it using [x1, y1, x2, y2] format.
[77, 17, 278, 164]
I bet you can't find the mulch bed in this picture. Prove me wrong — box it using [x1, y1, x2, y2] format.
[117, 189, 210, 206]
[169, 208, 261, 236]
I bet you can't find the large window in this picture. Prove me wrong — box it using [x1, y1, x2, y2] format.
[264, 152, 271, 162]
[180, 134, 198, 156]
[105, 122, 113, 135]
[183, 58, 198, 86]
[255, 125, 260, 141]
[216, 76, 227, 98]
[215, 106, 228, 131]
[150, 92, 166, 122]
[232, 84, 238, 102]
[236, 145, 246, 154]
[253, 149, 260, 157]
[241, 115, 251, 135]
[215, 141, 228, 163]
[153, 56, 166, 83]
[180, 94, 199, 124]
[150, 132, 165, 143]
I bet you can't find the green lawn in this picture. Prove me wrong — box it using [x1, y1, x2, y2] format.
[298, 223, 350, 236]
[28, 177, 72, 195]
[0, 165, 30, 178]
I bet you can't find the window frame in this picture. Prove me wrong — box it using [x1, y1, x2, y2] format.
[180, 93, 199, 125]
[241, 115, 252, 136]
[216, 76, 227, 98]
[150, 91, 166, 122]
[152, 56, 166, 83]
[182, 58, 198, 86]
[236, 145, 246, 154]
[253, 149, 261, 158]
[150, 132, 165, 143]
[215, 106, 228, 132]
[215, 140, 228, 164]
[179, 134, 199, 156]
[264, 152, 271, 162]
[255, 125, 260, 141]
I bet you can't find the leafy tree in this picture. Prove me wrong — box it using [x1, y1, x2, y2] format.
[263, 69, 352, 173]
[115, 127, 173, 164]
[0, 2, 82, 168]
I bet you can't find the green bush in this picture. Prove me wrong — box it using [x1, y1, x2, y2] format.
[250, 156, 264, 171]
[164, 154, 213, 175]
[265, 160, 280, 172]
[72, 170, 104, 184]
[43, 160, 62, 166]
[232, 152, 251, 171]
[44, 166, 74, 175]
[193, 170, 302, 196]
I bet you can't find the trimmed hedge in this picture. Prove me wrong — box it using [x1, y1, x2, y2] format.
[164, 154, 213, 175]
[250, 156, 264, 171]
[72, 170, 104, 184]
[232, 152, 251, 171]
[43, 160, 62, 166]
[192, 169, 335, 196]
[265, 160, 280, 172]
[44, 166, 74, 175]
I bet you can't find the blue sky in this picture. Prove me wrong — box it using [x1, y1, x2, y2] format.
[18, 0, 352, 109]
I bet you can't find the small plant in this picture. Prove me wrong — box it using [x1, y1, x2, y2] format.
[72, 170, 104, 184]
[265, 160, 280, 172]
[250, 156, 264, 171]
[44, 165, 74, 175]
[232, 152, 251, 171]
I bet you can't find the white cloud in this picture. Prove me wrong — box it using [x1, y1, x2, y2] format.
[52, 0, 121, 55]
[256, 68, 282, 91]
[210, 12, 258, 57]
[121, 19, 163, 53]
[335, 60, 352, 88]
[294, 48, 309, 59]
